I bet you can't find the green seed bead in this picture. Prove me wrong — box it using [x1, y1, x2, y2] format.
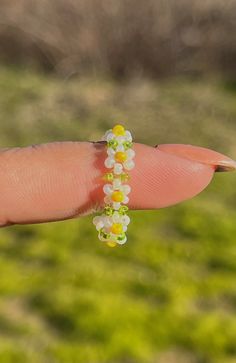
[120, 173, 130, 182]
[119, 205, 129, 215]
[117, 233, 126, 241]
[103, 172, 114, 182]
[99, 229, 111, 240]
[108, 139, 118, 150]
[123, 141, 133, 150]
[104, 206, 114, 216]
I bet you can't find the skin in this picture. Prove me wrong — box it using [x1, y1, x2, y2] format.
[0, 141, 235, 227]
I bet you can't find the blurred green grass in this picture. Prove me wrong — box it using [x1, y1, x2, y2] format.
[0, 66, 236, 363]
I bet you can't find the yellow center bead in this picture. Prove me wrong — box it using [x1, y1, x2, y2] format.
[115, 151, 127, 163]
[112, 124, 125, 136]
[111, 223, 123, 235]
[111, 191, 124, 202]
[106, 241, 117, 248]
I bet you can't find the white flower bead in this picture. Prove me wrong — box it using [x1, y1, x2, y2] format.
[126, 149, 135, 159]
[103, 216, 113, 228]
[106, 132, 115, 141]
[116, 136, 126, 144]
[112, 211, 120, 223]
[121, 184, 131, 195]
[96, 221, 104, 231]
[123, 196, 129, 204]
[93, 216, 103, 226]
[122, 225, 128, 232]
[123, 160, 135, 170]
[114, 163, 123, 175]
[113, 202, 121, 210]
[102, 129, 112, 141]
[103, 184, 113, 195]
[107, 147, 115, 156]
[104, 195, 111, 204]
[125, 130, 132, 142]
[113, 178, 121, 189]
[121, 215, 130, 225]
[105, 157, 115, 168]
[116, 144, 125, 152]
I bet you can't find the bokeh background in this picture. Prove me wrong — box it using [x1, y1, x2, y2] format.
[0, 1, 236, 362]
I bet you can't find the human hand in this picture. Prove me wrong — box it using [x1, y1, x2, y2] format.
[0, 141, 235, 227]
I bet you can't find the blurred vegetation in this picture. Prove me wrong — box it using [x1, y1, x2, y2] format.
[0, 0, 236, 79]
[0, 65, 236, 363]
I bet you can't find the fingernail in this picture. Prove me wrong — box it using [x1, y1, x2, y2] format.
[157, 144, 236, 172]
[215, 160, 236, 172]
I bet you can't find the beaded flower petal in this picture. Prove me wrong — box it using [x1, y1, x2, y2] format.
[93, 124, 135, 247]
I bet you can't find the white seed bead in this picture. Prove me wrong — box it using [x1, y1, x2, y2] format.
[116, 144, 125, 152]
[123, 196, 129, 204]
[107, 147, 115, 156]
[112, 211, 120, 223]
[102, 129, 112, 141]
[126, 149, 135, 159]
[104, 195, 111, 204]
[104, 216, 113, 228]
[93, 216, 102, 226]
[113, 178, 121, 189]
[116, 136, 125, 144]
[96, 221, 104, 231]
[125, 130, 132, 142]
[114, 163, 123, 175]
[122, 225, 128, 232]
[123, 160, 135, 170]
[106, 133, 115, 141]
[121, 215, 130, 225]
[105, 157, 115, 168]
[113, 202, 121, 210]
[121, 185, 131, 195]
[103, 184, 113, 195]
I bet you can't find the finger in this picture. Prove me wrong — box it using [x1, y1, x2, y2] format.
[129, 143, 236, 210]
[0, 141, 235, 227]
[0, 142, 96, 226]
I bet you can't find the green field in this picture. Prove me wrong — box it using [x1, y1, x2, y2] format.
[0, 66, 236, 363]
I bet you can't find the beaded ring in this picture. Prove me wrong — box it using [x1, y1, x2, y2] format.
[93, 124, 135, 247]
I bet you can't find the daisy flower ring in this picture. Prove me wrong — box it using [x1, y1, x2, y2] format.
[93, 124, 135, 247]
